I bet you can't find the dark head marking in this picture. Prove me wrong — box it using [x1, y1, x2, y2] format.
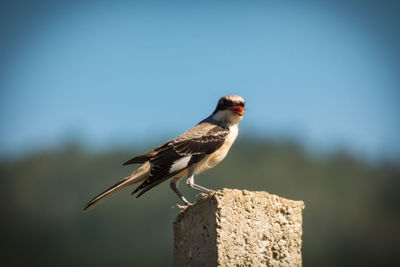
[213, 95, 245, 114]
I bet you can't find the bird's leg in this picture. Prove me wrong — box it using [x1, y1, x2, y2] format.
[170, 178, 192, 206]
[186, 174, 214, 194]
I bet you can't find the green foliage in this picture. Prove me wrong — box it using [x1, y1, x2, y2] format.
[1, 139, 399, 266]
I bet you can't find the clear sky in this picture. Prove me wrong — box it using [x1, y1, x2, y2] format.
[1, 0, 399, 160]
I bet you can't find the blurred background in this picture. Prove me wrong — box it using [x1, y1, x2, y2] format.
[1, 0, 399, 266]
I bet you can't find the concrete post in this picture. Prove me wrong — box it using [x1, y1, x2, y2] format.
[173, 188, 305, 267]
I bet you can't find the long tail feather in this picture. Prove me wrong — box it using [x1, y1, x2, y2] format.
[83, 162, 150, 211]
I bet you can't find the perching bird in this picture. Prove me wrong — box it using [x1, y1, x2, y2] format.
[84, 95, 245, 211]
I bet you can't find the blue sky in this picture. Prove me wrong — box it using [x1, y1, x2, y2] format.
[1, 0, 399, 160]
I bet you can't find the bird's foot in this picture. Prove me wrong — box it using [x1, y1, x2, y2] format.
[181, 196, 192, 205]
[174, 195, 193, 211]
[196, 193, 207, 198]
[202, 188, 215, 194]
[175, 203, 192, 211]
[196, 190, 215, 199]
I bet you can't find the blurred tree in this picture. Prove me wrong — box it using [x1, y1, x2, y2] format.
[1, 139, 399, 266]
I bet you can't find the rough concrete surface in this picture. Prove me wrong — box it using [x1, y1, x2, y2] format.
[173, 188, 305, 267]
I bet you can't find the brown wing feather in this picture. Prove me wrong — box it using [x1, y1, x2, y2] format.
[132, 124, 229, 197]
[122, 154, 152, 165]
[122, 141, 172, 165]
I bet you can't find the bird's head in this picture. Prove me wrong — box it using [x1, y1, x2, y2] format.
[212, 95, 245, 125]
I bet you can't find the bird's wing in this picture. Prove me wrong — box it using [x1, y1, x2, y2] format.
[132, 123, 229, 197]
[122, 142, 169, 165]
[121, 133, 195, 166]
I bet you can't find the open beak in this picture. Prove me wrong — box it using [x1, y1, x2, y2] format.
[228, 106, 244, 116]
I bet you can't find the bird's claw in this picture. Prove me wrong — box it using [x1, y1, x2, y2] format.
[196, 190, 215, 199]
[175, 203, 192, 211]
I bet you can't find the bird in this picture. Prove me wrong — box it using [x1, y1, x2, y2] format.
[83, 94, 245, 211]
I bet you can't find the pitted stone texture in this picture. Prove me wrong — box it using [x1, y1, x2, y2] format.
[174, 189, 305, 267]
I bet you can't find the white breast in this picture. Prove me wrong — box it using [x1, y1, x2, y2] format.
[195, 124, 239, 174]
